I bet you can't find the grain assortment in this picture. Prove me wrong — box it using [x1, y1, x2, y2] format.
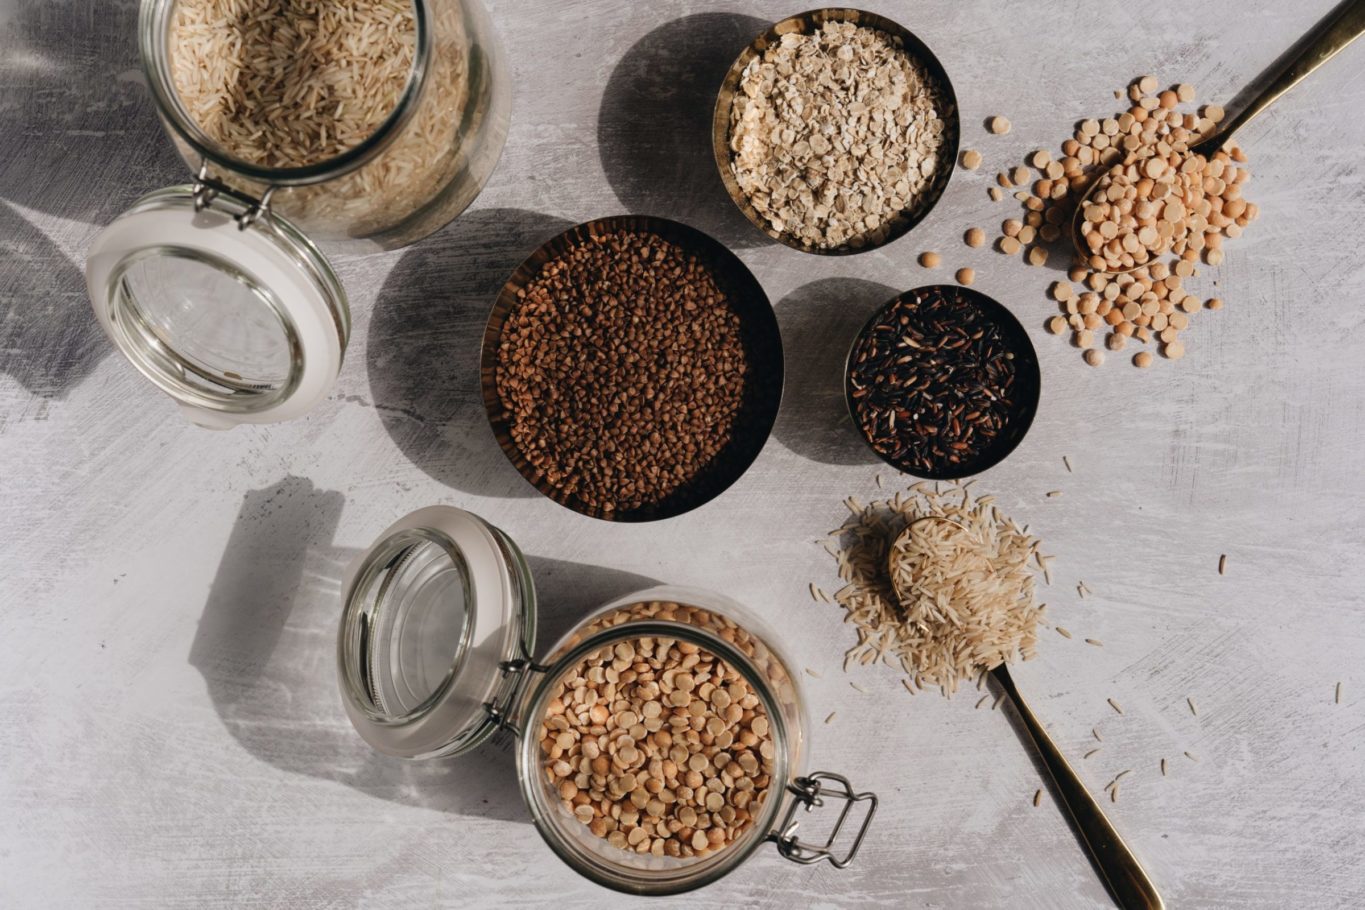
[492, 224, 779, 518]
[846, 287, 1040, 478]
[538, 635, 775, 860]
[724, 17, 955, 251]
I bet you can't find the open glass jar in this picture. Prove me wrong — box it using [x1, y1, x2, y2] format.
[337, 507, 878, 895]
[83, 0, 509, 428]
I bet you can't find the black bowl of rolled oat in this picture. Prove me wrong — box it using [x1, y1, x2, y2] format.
[481, 215, 784, 521]
[844, 285, 1041, 479]
[713, 9, 959, 255]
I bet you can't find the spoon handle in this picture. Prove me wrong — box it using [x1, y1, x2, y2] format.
[991, 665, 1164, 910]
[1194, 0, 1365, 156]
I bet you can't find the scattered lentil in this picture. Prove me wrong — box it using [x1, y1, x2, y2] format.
[956, 267, 976, 286]
[990, 115, 1011, 134]
[920, 251, 942, 268]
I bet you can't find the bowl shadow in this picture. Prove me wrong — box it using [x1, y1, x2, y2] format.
[770, 278, 899, 467]
[596, 12, 771, 249]
[366, 208, 573, 498]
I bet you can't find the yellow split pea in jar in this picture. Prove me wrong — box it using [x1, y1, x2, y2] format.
[337, 507, 878, 895]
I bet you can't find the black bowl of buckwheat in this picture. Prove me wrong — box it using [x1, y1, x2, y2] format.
[481, 215, 784, 521]
[713, 8, 960, 255]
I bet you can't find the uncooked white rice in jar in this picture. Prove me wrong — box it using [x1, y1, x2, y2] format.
[168, 0, 473, 238]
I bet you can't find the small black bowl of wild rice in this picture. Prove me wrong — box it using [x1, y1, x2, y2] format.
[844, 285, 1040, 479]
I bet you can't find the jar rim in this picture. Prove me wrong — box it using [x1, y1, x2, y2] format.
[336, 507, 536, 760]
[516, 618, 794, 896]
[138, 0, 433, 188]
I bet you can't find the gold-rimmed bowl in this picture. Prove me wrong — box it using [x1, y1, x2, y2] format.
[712, 8, 960, 256]
[479, 215, 784, 522]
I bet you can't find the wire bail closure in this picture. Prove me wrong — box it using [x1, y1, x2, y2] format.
[482, 656, 547, 739]
[192, 160, 276, 231]
[772, 772, 878, 868]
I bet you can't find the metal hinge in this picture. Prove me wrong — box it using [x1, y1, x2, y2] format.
[191, 160, 276, 230]
[772, 772, 879, 869]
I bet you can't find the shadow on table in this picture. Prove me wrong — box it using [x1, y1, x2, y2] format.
[190, 477, 657, 823]
[0, 203, 108, 399]
[770, 278, 897, 467]
[0, 0, 181, 225]
[596, 12, 770, 248]
[366, 208, 572, 499]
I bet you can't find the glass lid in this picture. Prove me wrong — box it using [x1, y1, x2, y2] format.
[337, 506, 536, 760]
[84, 186, 349, 429]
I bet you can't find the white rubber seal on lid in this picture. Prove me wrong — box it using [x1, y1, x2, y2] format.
[84, 186, 346, 429]
[338, 506, 530, 759]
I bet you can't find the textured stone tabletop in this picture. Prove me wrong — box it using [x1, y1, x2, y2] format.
[3, 1, 1364, 907]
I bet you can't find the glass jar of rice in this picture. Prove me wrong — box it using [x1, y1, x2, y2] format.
[81, 0, 509, 428]
[335, 505, 880, 895]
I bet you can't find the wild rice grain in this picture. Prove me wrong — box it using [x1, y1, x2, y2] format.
[1336, 682, 1342, 704]
[825, 711, 837, 724]
[1083, 748, 1101, 760]
[1187, 696, 1198, 716]
[1161, 758, 1168, 776]
[1093, 728, 1103, 742]
[1219, 554, 1228, 575]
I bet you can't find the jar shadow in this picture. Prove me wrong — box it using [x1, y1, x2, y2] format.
[190, 476, 660, 823]
[0, 203, 109, 401]
[770, 278, 900, 467]
[365, 208, 573, 499]
[0, 1, 184, 224]
[596, 12, 770, 249]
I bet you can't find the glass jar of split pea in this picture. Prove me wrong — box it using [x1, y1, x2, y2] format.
[336, 506, 879, 894]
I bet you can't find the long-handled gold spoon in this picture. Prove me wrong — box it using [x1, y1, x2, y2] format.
[1071, 0, 1365, 273]
[891, 517, 1164, 910]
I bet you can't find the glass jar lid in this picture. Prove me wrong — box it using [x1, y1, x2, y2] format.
[84, 185, 348, 429]
[337, 506, 536, 759]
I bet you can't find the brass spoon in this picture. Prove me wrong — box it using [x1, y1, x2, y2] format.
[891, 517, 1164, 910]
[1071, 0, 1365, 274]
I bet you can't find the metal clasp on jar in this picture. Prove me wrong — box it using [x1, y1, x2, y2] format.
[771, 772, 878, 869]
[191, 160, 276, 231]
